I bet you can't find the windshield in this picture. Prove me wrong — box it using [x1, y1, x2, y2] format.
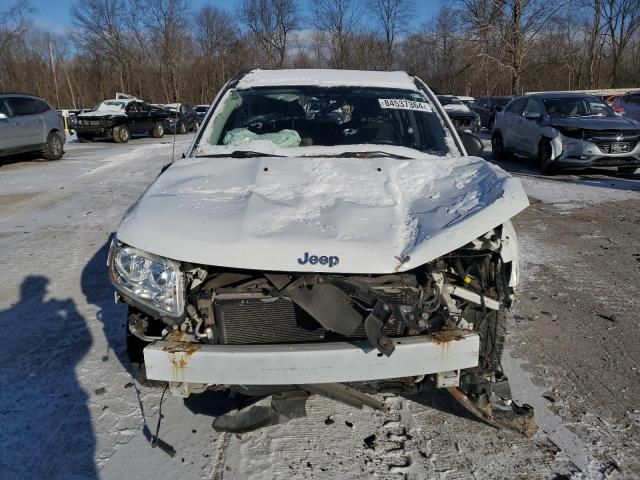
[493, 98, 510, 107]
[438, 97, 463, 106]
[543, 97, 614, 118]
[96, 100, 128, 112]
[198, 87, 455, 156]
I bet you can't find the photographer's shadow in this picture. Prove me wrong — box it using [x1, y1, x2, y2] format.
[0, 276, 96, 479]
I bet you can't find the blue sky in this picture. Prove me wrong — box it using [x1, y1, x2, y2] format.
[31, 0, 443, 32]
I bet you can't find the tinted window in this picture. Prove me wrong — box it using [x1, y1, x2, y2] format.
[8, 97, 49, 116]
[493, 97, 511, 108]
[627, 95, 640, 106]
[505, 98, 527, 115]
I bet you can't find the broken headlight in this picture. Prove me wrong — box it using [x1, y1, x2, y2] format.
[108, 239, 184, 317]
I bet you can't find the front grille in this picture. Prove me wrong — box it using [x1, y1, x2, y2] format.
[79, 119, 101, 126]
[597, 141, 637, 154]
[584, 130, 639, 142]
[213, 296, 407, 345]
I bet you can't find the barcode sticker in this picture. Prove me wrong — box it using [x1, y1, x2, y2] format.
[378, 98, 432, 112]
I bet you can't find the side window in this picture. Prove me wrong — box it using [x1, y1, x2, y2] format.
[505, 97, 527, 115]
[8, 97, 38, 116]
[33, 99, 50, 114]
[477, 97, 487, 107]
[137, 102, 148, 112]
[524, 98, 542, 116]
[628, 95, 640, 106]
[126, 103, 137, 113]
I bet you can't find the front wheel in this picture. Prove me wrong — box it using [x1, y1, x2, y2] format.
[152, 122, 164, 138]
[491, 133, 508, 161]
[618, 166, 637, 174]
[112, 125, 130, 143]
[538, 140, 556, 175]
[42, 132, 64, 160]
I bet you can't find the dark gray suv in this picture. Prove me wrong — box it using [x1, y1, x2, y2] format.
[0, 94, 65, 160]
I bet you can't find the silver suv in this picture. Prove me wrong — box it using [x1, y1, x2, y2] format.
[0, 94, 65, 160]
[492, 93, 640, 174]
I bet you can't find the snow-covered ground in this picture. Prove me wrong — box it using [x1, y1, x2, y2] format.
[1, 136, 639, 479]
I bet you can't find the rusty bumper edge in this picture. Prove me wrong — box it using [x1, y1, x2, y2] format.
[143, 330, 480, 385]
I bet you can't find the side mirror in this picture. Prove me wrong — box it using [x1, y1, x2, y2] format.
[524, 112, 541, 121]
[461, 132, 484, 157]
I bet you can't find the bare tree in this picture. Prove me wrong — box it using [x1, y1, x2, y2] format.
[0, 1, 33, 59]
[194, 6, 238, 100]
[603, 0, 640, 85]
[312, 0, 364, 68]
[239, 0, 299, 67]
[367, 0, 413, 69]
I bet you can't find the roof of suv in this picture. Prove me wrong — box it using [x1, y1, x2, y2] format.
[0, 93, 44, 99]
[235, 69, 417, 91]
[527, 92, 598, 99]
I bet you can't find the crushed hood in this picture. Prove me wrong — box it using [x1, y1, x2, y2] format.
[117, 154, 528, 273]
[550, 115, 640, 130]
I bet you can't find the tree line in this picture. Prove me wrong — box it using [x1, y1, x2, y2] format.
[1, 0, 639, 109]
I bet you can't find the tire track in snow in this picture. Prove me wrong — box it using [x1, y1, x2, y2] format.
[211, 432, 231, 480]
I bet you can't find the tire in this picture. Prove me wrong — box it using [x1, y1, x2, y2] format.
[42, 132, 64, 160]
[77, 133, 93, 143]
[112, 125, 130, 143]
[179, 122, 187, 134]
[152, 122, 164, 138]
[491, 133, 508, 161]
[618, 166, 637, 174]
[538, 140, 556, 175]
[470, 309, 507, 372]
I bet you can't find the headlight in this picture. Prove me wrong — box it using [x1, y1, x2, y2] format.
[108, 239, 184, 317]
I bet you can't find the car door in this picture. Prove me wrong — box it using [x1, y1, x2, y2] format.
[501, 97, 528, 153]
[8, 97, 46, 146]
[520, 98, 544, 157]
[0, 98, 24, 150]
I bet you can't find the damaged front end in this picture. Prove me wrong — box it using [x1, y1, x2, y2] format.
[113, 224, 536, 436]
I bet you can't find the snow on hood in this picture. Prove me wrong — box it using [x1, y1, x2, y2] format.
[117, 154, 529, 273]
[79, 100, 129, 118]
[442, 103, 472, 114]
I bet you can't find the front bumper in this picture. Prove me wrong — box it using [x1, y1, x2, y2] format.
[143, 330, 479, 385]
[554, 136, 640, 167]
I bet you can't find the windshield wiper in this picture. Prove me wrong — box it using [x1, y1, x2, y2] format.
[302, 150, 413, 160]
[196, 150, 284, 158]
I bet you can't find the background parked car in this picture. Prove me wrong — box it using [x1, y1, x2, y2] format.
[491, 93, 640, 175]
[161, 103, 198, 134]
[472, 96, 513, 130]
[194, 104, 208, 124]
[457, 95, 475, 107]
[612, 92, 640, 122]
[75, 98, 170, 143]
[0, 93, 65, 160]
[437, 95, 481, 134]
